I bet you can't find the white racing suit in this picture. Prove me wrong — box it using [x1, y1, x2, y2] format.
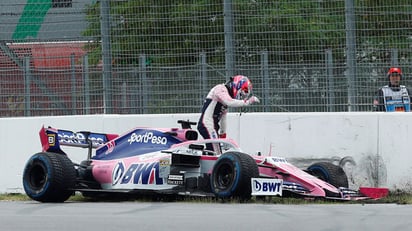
[197, 84, 255, 153]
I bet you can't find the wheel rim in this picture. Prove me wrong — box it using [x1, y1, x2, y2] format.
[215, 163, 235, 190]
[28, 162, 48, 190]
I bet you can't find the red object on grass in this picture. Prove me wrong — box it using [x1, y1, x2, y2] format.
[359, 187, 389, 199]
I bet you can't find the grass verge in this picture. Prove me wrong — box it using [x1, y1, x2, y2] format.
[1, 191, 412, 204]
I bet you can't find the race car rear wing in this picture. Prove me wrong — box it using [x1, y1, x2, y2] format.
[39, 125, 119, 154]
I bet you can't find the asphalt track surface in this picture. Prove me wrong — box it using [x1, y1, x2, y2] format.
[1, 201, 411, 231]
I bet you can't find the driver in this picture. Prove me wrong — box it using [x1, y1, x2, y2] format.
[197, 75, 260, 153]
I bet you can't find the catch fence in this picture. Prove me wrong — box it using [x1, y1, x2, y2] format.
[0, 0, 411, 117]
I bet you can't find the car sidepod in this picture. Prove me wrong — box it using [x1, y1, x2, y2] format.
[210, 152, 259, 200]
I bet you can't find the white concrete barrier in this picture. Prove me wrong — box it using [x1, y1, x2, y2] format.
[2, 112, 412, 193]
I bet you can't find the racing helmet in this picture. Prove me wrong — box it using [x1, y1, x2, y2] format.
[230, 75, 252, 100]
[387, 67, 402, 79]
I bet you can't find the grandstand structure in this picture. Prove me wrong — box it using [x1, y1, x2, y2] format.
[0, 0, 94, 116]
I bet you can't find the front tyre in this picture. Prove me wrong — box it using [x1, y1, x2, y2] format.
[22, 152, 76, 202]
[307, 162, 348, 188]
[211, 152, 259, 200]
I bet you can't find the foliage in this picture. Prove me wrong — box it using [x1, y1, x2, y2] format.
[82, 1, 345, 65]
[356, 0, 412, 64]
[82, 0, 224, 66]
[81, 0, 412, 68]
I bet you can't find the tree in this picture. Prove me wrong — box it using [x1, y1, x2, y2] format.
[356, 0, 412, 63]
[81, 0, 412, 66]
[82, 0, 224, 66]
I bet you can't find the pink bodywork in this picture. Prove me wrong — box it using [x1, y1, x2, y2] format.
[37, 124, 387, 199]
[253, 155, 340, 197]
[91, 139, 223, 188]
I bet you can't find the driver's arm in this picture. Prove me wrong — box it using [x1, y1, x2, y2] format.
[214, 85, 248, 107]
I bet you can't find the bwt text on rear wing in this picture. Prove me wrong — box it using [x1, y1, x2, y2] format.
[39, 125, 119, 153]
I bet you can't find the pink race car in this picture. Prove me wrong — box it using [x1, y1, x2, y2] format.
[22, 120, 388, 202]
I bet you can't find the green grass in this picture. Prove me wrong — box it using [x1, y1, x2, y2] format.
[2, 191, 412, 204]
[0, 193, 30, 201]
[375, 190, 412, 204]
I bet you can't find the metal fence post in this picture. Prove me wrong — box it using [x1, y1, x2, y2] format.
[224, 0, 234, 80]
[345, 0, 357, 111]
[24, 56, 31, 116]
[121, 82, 127, 113]
[326, 49, 335, 112]
[200, 52, 207, 103]
[100, 0, 113, 114]
[260, 51, 269, 112]
[130, 67, 138, 114]
[139, 54, 148, 114]
[83, 54, 90, 114]
[70, 53, 76, 114]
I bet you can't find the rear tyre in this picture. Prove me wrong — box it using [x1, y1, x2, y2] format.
[211, 152, 259, 200]
[307, 162, 348, 188]
[22, 152, 76, 202]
